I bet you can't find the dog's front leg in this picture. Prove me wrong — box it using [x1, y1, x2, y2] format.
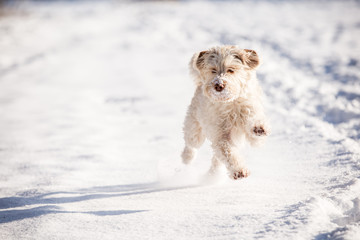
[244, 112, 270, 146]
[181, 100, 205, 165]
[212, 137, 250, 179]
[242, 100, 270, 146]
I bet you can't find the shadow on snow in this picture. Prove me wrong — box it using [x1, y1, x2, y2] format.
[0, 182, 196, 224]
[0, 205, 147, 224]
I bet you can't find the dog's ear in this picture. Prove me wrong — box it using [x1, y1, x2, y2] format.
[189, 50, 208, 86]
[190, 50, 208, 72]
[243, 49, 260, 69]
[233, 49, 260, 70]
[196, 51, 208, 69]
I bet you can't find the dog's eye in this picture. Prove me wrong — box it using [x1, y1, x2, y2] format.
[211, 69, 217, 74]
[227, 69, 235, 74]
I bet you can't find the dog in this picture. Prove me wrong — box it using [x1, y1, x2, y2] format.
[181, 45, 270, 180]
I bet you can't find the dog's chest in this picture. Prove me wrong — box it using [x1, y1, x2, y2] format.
[199, 97, 251, 129]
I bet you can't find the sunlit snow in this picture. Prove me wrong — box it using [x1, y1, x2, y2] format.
[0, 1, 359, 239]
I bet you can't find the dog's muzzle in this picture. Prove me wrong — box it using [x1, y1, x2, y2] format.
[214, 82, 225, 92]
[213, 78, 226, 92]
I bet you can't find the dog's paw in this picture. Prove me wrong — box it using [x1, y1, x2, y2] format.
[231, 168, 250, 180]
[181, 146, 196, 164]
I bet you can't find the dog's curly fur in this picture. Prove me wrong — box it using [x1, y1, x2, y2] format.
[181, 45, 270, 180]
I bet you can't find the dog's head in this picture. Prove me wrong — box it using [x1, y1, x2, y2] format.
[189, 46, 260, 102]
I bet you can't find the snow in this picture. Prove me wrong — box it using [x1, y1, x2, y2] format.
[0, 0, 359, 239]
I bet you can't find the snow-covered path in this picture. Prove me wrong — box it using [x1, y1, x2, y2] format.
[0, 1, 359, 239]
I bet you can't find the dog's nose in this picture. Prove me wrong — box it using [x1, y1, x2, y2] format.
[214, 83, 225, 92]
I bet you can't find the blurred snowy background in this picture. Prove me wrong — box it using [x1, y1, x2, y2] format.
[0, 0, 359, 239]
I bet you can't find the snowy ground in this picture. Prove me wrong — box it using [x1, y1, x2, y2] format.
[0, 0, 360, 239]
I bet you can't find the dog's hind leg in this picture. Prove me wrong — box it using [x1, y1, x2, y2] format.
[181, 107, 205, 165]
[208, 156, 221, 174]
[211, 138, 250, 179]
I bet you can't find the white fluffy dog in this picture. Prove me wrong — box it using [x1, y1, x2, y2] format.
[181, 45, 270, 180]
